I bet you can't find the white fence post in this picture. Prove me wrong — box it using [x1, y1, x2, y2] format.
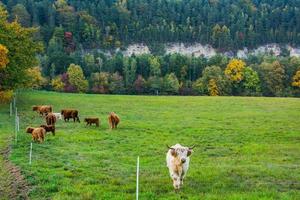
[29, 142, 33, 165]
[15, 107, 18, 143]
[17, 116, 20, 132]
[136, 156, 140, 200]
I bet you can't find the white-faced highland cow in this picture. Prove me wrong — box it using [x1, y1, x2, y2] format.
[166, 144, 194, 190]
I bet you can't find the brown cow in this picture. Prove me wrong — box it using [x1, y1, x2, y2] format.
[45, 112, 57, 125]
[40, 125, 55, 136]
[61, 109, 80, 123]
[26, 127, 46, 143]
[108, 112, 120, 129]
[84, 118, 100, 127]
[32, 105, 52, 116]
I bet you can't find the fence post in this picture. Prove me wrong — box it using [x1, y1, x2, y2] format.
[13, 97, 16, 110]
[29, 142, 33, 165]
[15, 107, 18, 143]
[136, 156, 139, 200]
[17, 116, 20, 132]
[10, 102, 12, 117]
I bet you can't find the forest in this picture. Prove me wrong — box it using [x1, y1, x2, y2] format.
[0, 0, 300, 98]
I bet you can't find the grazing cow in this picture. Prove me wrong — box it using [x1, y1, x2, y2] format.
[61, 109, 80, 122]
[166, 144, 194, 190]
[40, 125, 55, 136]
[53, 113, 62, 120]
[45, 113, 56, 125]
[84, 118, 100, 127]
[32, 105, 52, 116]
[26, 127, 46, 143]
[108, 112, 120, 129]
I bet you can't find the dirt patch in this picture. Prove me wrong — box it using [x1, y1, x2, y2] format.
[0, 145, 29, 200]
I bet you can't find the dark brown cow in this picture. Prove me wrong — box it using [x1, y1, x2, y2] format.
[84, 118, 100, 127]
[61, 109, 80, 123]
[40, 125, 55, 136]
[45, 113, 56, 125]
[108, 112, 120, 129]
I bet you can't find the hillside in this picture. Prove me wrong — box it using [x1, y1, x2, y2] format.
[0, 91, 299, 199]
[2, 0, 300, 51]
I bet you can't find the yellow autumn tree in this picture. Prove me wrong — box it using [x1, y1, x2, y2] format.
[0, 89, 13, 103]
[292, 70, 300, 87]
[51, 76, 64, 92]
[0, 44, 9, 69]
[225, 59, 246, 82]
[25, 67, 47, 89]
[208, 79, 219, 96]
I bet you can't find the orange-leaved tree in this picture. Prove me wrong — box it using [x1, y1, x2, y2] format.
[225, 59, 246, 83]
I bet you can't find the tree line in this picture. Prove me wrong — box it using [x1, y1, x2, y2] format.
[1, 0, 300, 52]
[1, 3, 300, 101]
[42, 52, 300, 97]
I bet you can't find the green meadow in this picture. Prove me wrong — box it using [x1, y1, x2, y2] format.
[0, 91, 299, 199]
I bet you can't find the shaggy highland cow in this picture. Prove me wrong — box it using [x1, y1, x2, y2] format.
[32, 105, 52, 116]
[40, 125, 55, 136]
[84, 118, 100, 127]
[45, 113, 56, 125]
[26, 127, 46, 143]
[61, 109, 80, 122]
[108, 112, 120, 129]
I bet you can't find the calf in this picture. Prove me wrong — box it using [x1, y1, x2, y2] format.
[84, 118, 100, 127]
[166, 144, 194, 190]
[26, 127, 46, 143]
[61, 109, 80, 123]
[40, 125, 55, 136]
[108, 112, 120, 129]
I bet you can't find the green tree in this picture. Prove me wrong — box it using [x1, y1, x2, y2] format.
[67, 64, 88, 93]
[10, 4, 31, 27]
[123, 57, 137, 91]
[109, 72, 125, 94]
[0, 5, 42, 98]
[163, 73, 180, 94]
[242, 67, 261, 96]
[260, 61, 285, 96]
[91, 72, 110, 94]
[193, 66, 230, 96]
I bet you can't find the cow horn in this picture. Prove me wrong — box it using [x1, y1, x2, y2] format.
[189, 145, 196, 149]
[166, 145, 175, 150]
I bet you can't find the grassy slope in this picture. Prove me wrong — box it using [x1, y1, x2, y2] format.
[2, 91, 300, 199]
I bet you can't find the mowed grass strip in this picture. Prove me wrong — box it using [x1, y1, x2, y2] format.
[2, 90, 299, 199]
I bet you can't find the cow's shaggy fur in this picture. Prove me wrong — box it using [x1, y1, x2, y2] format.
[84, 118, 100, 127]
[45, 113, 56, 125]
[40, 125, 55, 136]
[26, 127, 46, 143]
[32, 105, 52, 116]
[108, 112, 120, 129]
[61, 109, 80, 122]
[166, 144, 193, 190]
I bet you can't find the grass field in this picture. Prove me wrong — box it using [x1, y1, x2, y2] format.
[0, 91, 299, 199]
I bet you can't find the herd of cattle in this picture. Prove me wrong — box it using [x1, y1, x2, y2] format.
[26, 105, 120, 143]
[26, 105, 194, 190]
